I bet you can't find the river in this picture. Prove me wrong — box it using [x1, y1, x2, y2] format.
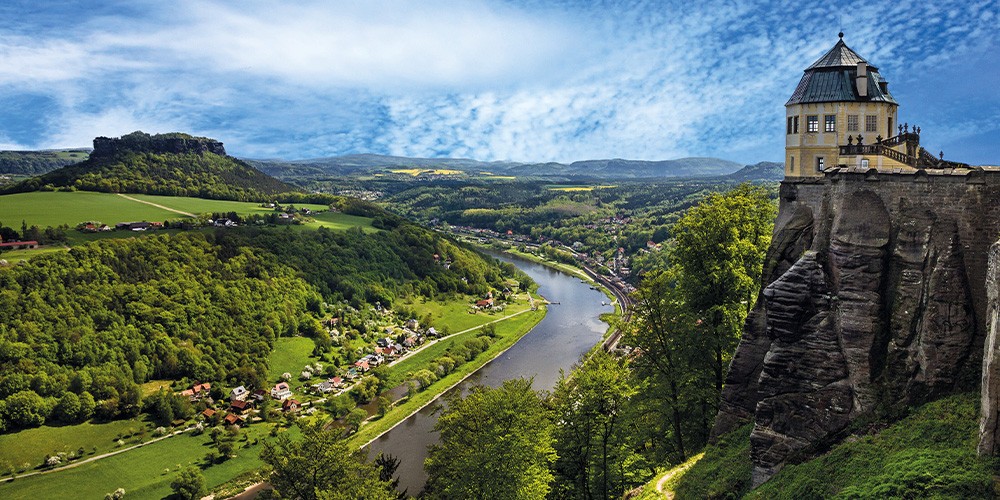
[365, 252, 614, 494]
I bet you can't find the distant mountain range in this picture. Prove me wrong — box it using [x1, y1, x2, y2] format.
[246, 153, 752, 180]
[1, 144, 782, 183]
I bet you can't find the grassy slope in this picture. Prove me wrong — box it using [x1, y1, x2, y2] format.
[0, 419, 147, 473]
[0, 191, 177, 228]
[0, 191, 330, 229]
[267, 337, 316, 383]
[654, 393, 995, 499]
[0, 424, 300, 500]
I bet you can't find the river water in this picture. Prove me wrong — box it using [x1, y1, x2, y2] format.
[364, 253, 613, 494]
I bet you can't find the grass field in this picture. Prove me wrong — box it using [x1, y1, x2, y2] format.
[129, 194, 329, 216]
[301, 211, 375, 232]
[267, 337, 318, 384]
[0, 423, 299, 500]
[0, 191, 333, 230]
[389, 169, 463, 176]
[398, 294, 531, 335]
[547, 184, 617, 192]
[0, 419, 148, 474]
[0, 191, 178, 228]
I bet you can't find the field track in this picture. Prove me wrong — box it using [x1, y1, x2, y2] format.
[116, 193, 196, 217]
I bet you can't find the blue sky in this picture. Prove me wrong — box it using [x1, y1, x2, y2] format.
[0, 0, 997, 165]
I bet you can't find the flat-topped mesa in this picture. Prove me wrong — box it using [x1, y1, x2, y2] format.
[92, 131, 226, 157]
[784, 33, 967, 177]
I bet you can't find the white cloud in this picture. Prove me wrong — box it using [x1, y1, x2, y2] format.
[0, 0, 995, 164]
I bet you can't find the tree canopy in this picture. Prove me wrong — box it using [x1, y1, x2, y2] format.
[424, 378, 556, 499]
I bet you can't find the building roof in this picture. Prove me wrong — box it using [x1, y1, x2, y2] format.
[787, 35, 897, 106]
[806, 38, 870, 70]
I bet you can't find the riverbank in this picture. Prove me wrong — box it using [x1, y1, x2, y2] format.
[349, 305, 546, 449]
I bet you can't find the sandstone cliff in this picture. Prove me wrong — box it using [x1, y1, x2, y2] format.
[714, 169, 1000, 485]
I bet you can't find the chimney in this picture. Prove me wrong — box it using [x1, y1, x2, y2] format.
[856, 61, 868, 98]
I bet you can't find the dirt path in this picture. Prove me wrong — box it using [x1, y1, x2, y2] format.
[655, 468, 678, 499]
[117, 193, 196, 217]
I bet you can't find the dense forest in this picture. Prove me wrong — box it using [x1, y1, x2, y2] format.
[216, 224, 520, 307]
[0, 234, 320, 432]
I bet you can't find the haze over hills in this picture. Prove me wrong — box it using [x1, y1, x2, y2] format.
[246, 153, 748, 180]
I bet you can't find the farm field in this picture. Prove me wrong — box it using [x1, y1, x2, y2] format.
[0, 191, 177, 228]
[0, 191, 332, 230]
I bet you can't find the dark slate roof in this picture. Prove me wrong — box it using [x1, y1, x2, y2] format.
[806, 39, 870, 70]
[787, 38, 897, 106]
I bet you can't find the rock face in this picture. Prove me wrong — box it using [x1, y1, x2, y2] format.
[714, 171, 1000, 485]
[92, 132, 226, 157]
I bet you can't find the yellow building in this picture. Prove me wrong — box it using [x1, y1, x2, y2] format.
[785, 34, 960, 177]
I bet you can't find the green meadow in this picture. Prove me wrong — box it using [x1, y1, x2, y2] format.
[0, 423, 300, 500]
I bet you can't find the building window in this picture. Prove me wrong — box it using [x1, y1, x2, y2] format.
[865, 115, 877, 132]
[787, 117, 793, 135]
[807, 115, 818, 133]
[861, 159, 869, 168]
[817, 157, 825, 171]
[793, 116, 799, 134]
[888, 117, 894, 136]
[790, 156, 795, 172]
[848, 115, 859, 132]
[825, 115, 836, 132]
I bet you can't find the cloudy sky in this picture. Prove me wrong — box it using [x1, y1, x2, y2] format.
[1, 0, 997, 164]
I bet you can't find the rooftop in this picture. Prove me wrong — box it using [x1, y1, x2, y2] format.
[787, 34, 897, 106]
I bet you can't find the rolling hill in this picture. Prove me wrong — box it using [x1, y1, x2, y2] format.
[4, 131, 295, 201]
[248, 153, 746, 180]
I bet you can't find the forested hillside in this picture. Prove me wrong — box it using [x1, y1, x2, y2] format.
[3, 132, 294, 201]
[0, 234, 320, 432]
[0, 212, 523, 434]
[0, 150, 89, 175]
[216, 224, 520, 307]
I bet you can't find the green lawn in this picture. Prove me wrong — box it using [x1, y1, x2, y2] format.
[295, 211, 376, 232]
[267, 337, 318, 384]
[0, 246, 67, 264]
[0, 191, 177, 229]
[398, 293, 532, 335]
[0, 423, 299, 500]
[0, 419, 148, 474]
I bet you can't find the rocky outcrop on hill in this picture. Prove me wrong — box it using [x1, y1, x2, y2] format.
[92, 131, 226, 157]
[714, 171, 1000, 485]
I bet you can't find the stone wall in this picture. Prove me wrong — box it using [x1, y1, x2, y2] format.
[713, 170, 1000, 485]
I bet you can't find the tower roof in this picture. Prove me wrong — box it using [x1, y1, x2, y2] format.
[787, 35, 897, 106]
[806, 38, 871, 70]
